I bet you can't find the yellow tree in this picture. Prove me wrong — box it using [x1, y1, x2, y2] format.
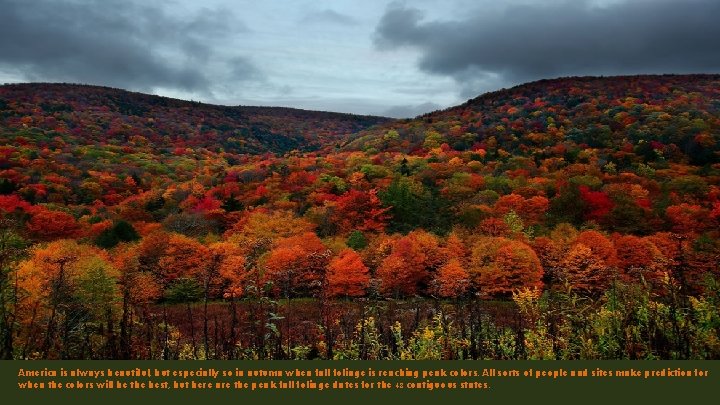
[17, 240, 118, 358]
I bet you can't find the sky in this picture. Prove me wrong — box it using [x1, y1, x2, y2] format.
[1, 0, 719, 118]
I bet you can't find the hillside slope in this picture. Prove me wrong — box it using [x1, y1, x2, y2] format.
[346, 74, 720, 166]
[0, 83, 391, 155]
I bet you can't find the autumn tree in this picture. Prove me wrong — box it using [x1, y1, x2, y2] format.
[263, 232, 331, 356]
[533, 237, 563, 286]
[16, 240, 118, 358]
[263, 232, 330, 298]
[559, 244, 610, 294]
[376, 236, 428, 297]
[326, 249, 370, 298]
[613, 234, 666, 285]
[432, 259, 470, 298]
[135, 230, 170, 275]
[574, 230, 617, 266]
[376, 231, 443, 297]
[157, 233, 210, 285]
[113, 245, 161, 359]
[26, 209, 80, 240]
[332, 189, 390, 233]
[665, 203, 708, 235]
[444, 232, 467, 264]
[209, 241, 247, 356]
[226, 210, 314, 244]
[468, 237, 543, 297]
[579, 186, 614, 222]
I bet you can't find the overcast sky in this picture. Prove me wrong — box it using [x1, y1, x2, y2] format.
[1, 0, 719, 117]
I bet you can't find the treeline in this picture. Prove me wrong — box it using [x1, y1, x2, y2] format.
[1, 218, 719, 360]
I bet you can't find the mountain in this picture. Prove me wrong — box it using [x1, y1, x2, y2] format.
[0, 83, 391, 155]
[346, 74, 720, 166]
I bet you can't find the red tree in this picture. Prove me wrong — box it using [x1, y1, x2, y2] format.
[326, 249, 370, 298]
[332, 189, 390, 233]
[26, 209, 80, 240]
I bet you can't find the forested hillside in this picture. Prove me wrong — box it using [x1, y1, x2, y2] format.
[0, 83, 389, 155]
[1, 75, 719, 360]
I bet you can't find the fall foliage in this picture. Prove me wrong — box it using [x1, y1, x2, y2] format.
[1, 76, 719, 359]
[326, 249, 370, 298]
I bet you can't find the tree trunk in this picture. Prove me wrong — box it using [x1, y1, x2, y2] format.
[120, 289, 131, 359]
[187, 302, 196, 359]
[203, 281, 209, 359]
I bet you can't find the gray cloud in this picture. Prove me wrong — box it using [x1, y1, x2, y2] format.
[0, 0, 257, 94]
[382, 102, 442, 118]
[228, 56, 264, 82]
[301, 9, 359, 26]
[374, 0, 720, 96]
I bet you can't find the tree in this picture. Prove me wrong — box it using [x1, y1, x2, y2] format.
[536, 240, 563, 288]
[549, 184, 586, 225]
[16, 240, 117, 358]
[263, 232, 330, 356]
[346, 230, 368, 250]
[0, 228, 28, 359]
[210, 242, 248, 299]
[432, 259, 470, 298]
[95, 220, 140, 248]
[559, 243, 610, 294]
[665, 203, 707, 235]
[136, 230, 170, 275]
[613, 235, 665, 285]
[162, 212, 216, 237]
[521, 195, 550, 225]
[444, 232, 467, 264]
[479, 217, 510, 237]
[113, 245, 161, 359]
[326, 249, 370, 298]
[226, 210, 314, 243]
[377, 235, 428, 297]
[208, 242, 247, 357]
[26, 209, 79, 240]
[469, 237, 543, 297]
[332, 189, 390, 233]
[157, 234, 210, 285]
[408, 230, 446, 270]
[263, 232, 330, 298]
[494, 194, 525, 216]
[579, 186, 614, 222]
[574, 230, 616, 266]
[380, 177, 451, 234]
[0, 195, 31, 213]
[164, 277, 203, 358]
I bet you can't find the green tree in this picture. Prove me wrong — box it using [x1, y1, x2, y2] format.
[347, 230, 368, 250]
[0, 228, 28, 359]
[380, 177, 451, 234]
[95, 220, 140, 249]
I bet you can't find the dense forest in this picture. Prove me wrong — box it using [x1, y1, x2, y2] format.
[0, 75, 719, 360]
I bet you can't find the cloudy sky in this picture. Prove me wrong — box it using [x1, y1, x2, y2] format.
[1, 0, 719, 117]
